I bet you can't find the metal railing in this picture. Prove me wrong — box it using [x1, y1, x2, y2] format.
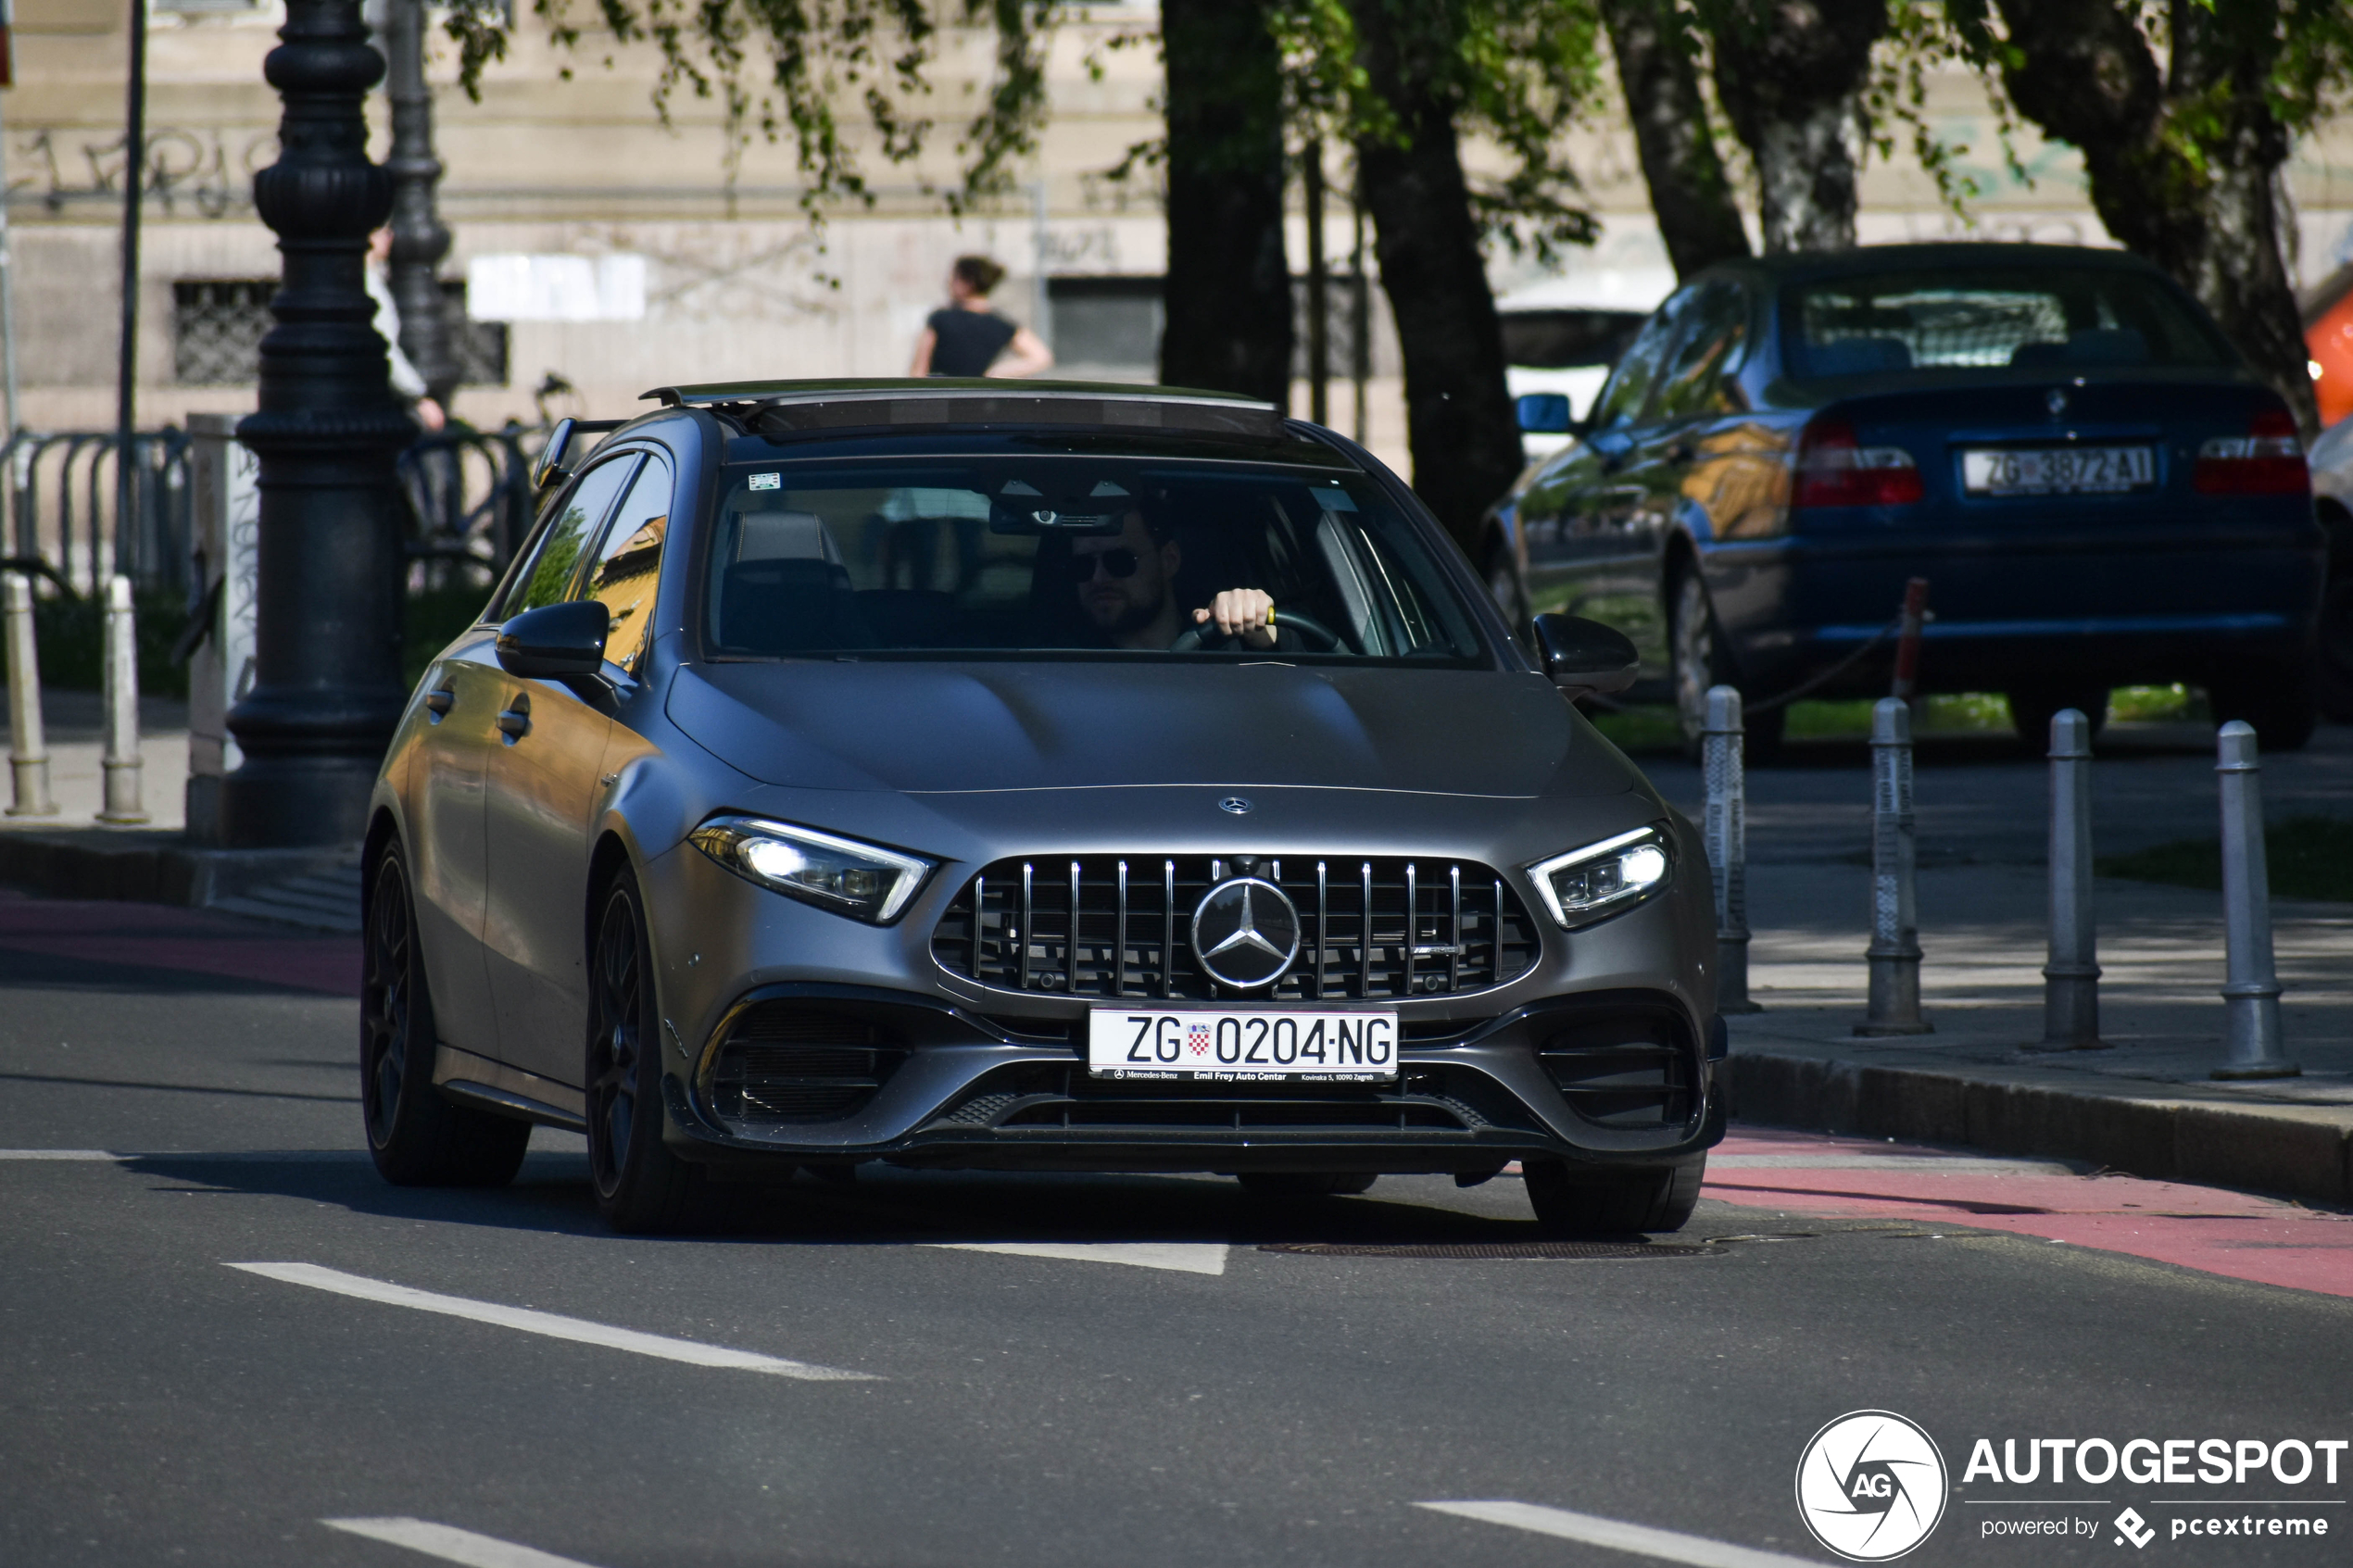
[1, 422, 544, 602]
[1, 429, 195, 598]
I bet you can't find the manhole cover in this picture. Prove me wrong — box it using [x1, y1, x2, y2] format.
[1258, 1240, 1718, 1260]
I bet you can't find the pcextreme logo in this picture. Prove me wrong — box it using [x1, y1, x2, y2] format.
[1795, 1410, 1950, 1562]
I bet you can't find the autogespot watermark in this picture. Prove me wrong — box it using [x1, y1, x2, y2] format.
[1797, 1413, 2347, 1556]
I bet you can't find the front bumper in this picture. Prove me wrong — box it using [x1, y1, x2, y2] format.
[660, 983, 1727, 1177]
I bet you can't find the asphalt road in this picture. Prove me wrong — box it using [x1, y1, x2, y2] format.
[4, 910, 2351, 1568]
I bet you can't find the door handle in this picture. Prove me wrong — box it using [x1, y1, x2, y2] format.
[424, 686, 455, 720]
[497, 694, 531, 742]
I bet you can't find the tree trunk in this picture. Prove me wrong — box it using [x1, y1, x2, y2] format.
[1159, 0, 1291, 404]
[1992, 0, 2318, 433]
[1599, 0, 1751, 279]
[1707, 0, 1884, 253]
[1351, 0, 1525, 557]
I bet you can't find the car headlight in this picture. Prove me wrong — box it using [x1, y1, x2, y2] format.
[688, 816, 936, 923]
[1525, 824, 1673, 929]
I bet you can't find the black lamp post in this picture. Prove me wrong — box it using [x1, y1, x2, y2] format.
[221, 0, 411, 848]
[383, 0, 458, 405]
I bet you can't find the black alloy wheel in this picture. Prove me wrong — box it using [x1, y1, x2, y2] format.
[1671, 572, 1782, 764]
[360, 842, 530, 1185]
[1523, 1158, 1705, 1236]
[1235, 1172, 1378, 1197]
[2006, 687, 2109, 752]
[585, 868, 701, 1233]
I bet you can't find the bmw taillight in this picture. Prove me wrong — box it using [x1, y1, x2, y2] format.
[1793, 418, 1923, 508]
[2192, 407, 2308, 495]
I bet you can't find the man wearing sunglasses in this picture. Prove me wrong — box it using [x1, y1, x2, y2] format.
[1070, 509, 1276, 651]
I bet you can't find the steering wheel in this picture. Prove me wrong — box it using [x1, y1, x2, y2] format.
[1167, 609, 1346, 653]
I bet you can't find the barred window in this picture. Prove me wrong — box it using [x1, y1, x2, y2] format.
[172, 279, 273, 385]
[171, 277, 510, 387]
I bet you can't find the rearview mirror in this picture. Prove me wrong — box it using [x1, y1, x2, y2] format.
[497, 599, 610, 679]
[1530, 613, 1638, 696]
[1516, 393, 1577, 436]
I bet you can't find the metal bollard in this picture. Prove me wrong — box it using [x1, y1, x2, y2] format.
[2034, 708, 2104, 1049]
[1856, 696, 1931, 1035]
[2210, 721, 2297, 1079]
[98, 574, 148, 825]
[3, 571, 57, 817]
[1702, 684, 1760, 1012]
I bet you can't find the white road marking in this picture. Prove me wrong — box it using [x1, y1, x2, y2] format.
[230, 1262, 877, 1381]
[1418, 1501, 1827, 1568]
[923, 1241, 1229, 1275]
[323, 1517, 603, 1568]
[1710, 1154, 2078, 1173]
[0, 1148, 120, 1160]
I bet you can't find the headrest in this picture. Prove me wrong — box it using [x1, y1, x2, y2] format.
[735, 509, 844, 565]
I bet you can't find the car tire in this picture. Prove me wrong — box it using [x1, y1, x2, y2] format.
[2208, 665, 2318, 752]
[2315, 574, 2353, 722]
[360, 842, 531, 1187]
[2006, 688, 2108, 751]
[586, 866, 704, 1234]
[1236, 1172, 1378, 1197]
[1671, 572, 1782, 764]
[1524, 1158, 1705, 1236]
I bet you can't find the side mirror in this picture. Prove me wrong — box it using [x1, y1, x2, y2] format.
[1516, 393, 1576, 436]
[497, 599, 610, 679]
[1530, 612, 1638, 697]
[530, 417, 579, 494]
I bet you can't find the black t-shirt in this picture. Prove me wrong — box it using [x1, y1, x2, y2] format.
[927, 308, 1019, 377]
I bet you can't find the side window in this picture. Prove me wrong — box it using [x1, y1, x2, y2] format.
[501, 456, 639, 619]
[1651, 285, 1752, 420]
[1585, 300, 1688, 431]
[582, 455, 673, 676]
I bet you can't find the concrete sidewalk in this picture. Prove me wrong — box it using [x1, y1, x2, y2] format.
[1714, 847, 2353, 1207]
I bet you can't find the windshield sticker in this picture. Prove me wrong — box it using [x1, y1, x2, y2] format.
[748, 472, 781, 492]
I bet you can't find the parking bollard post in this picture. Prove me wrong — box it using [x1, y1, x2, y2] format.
[1702, 684, 1760, 1013]
[98, 574, 148, 825]
[1856, 696, 1931, 1035]
[2211, 721, 2297, 1079]
[2034, 708, 2104, 1049]
[4, 571, 57, 817]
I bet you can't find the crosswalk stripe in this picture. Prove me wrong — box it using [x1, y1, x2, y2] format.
[323, 1517, 603, 1568]
[1417, 1501, 1828, 1568]
[232, 1262, 877, 1381]
[922, 1241, 1229, 1275]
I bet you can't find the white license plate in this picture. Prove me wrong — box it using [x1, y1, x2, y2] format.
[1961, 445, 2155, 495]
[1087, 1008, 1400, 1083]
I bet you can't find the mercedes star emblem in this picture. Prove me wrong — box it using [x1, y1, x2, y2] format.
[1190, 876, 1302, 989]
[1218, 797, 1252, 815]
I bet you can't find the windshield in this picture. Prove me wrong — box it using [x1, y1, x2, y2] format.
[1788, 266, 2232, 378]
[698, 458, 1488, 664]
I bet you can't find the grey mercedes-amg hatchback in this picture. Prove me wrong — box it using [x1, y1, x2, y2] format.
[360, 381, 1723, 1235]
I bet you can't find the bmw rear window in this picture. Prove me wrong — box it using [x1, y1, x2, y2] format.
[1788, 267, 2233, 378]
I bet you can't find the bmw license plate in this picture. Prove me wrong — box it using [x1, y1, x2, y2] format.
[1087, 1009, 1400, 1083]
[1961, 445, 2155, 495]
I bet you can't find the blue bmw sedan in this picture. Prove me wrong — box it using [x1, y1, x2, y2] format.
[1492, 244, 2326, 754]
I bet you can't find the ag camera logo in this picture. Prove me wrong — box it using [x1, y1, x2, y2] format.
[1796, 1411, 1949, 1562]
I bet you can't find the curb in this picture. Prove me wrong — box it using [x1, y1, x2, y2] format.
[0, 828, 357, 910]
[1728, 1047, 2353, 1208]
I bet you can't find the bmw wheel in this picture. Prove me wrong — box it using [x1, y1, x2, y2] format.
[360, 841, 530, 1186]
[1524, 1158, 1704, 1236]
[1672, 572, 1780, 764]
[586, 867, 702, 1234]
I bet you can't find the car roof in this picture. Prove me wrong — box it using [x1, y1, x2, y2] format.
[1697, 242, 2171, 290]
[635, 378, 1292, 443]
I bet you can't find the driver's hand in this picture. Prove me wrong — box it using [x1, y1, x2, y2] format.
[1195, 589, 1277, 648]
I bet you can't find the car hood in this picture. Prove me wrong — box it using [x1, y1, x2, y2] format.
[667, 659, 1636, 798]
